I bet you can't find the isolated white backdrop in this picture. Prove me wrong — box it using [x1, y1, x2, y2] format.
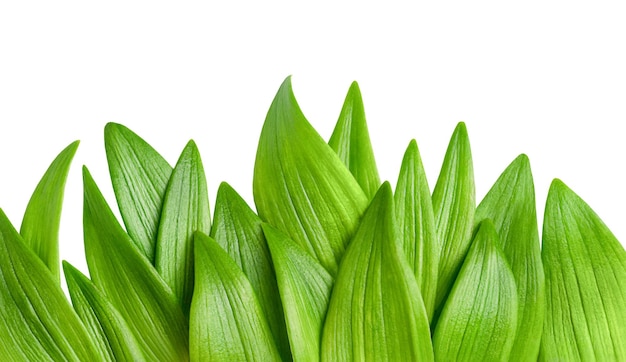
[1, 2, 625, 276]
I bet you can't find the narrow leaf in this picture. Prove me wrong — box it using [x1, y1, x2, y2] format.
[105, 122, 173, 262]
[63, 261, 145, 362]
[394, 139, 439, 321]
[263, 223, 333, 362]
[83, 167, 189, 361]
[328, 81, 380, 198]
[475, 154, 544, 360]
[20, 140, 79, 282]
[433, 220, 518, 361]
[0, 209, 99, 361]
[321, 183, 434, 361]
[155, 140, 211, 315]
[253, 76, 369, 275]
[432, 122, 475, 314]
[540, 179, 626, 360]
[190, 232, 281, 362]
[210, 182, 291, 360]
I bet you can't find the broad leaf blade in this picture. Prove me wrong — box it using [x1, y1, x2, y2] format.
[63, 261, 145, 362]
[321, 183, 433, 361]
[20, 140, 79, 282]
[83, 167, 189, 361]
[475, 154, 544, 360]
[0, 209, 99, 361]
[210, 183, 291, 360]
[263, 223, 333, 362]
[328, 81, 380, 198]
[253, 76, 369, 275]
[190, 232, 281, 362]
[540, 180, 626, 360]
[432, 122, 475, 314]
[394, 139, 439, 321]
[155, 140, 211, 315]
[105, 122, 173, 262]
[433, 220, 518, 361]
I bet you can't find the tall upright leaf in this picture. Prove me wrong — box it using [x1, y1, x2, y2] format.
[155, 141, 211, 315]
[433, 220, 518, 361]
[253, 76, 369, 275]
[540, 179, 626, 360]
[105, 122, 173, 262]
[0, 209, 99, 361]
[263, 223, 333, 362]
[83, 167, 189, 361]
[328, 81, 380, 198]
[394, 139, 439, 322]
[321, 183, 434, 361]
[475, 154, 544, 360]
[432, 122, 475, 314]
[20, 140, 79, 282]
[190, 232, 281, 362]
[210, 182, 291, 360]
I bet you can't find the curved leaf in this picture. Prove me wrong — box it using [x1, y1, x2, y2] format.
[20, 141, 79, 282]
[540, 180, 626, 360]
[190, 232, 281, 361]
[253, 76, 368, 275]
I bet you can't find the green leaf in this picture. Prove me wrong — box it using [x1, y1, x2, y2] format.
[433, 219, 518, 361]
[253, 76, 369, 275]
[432, 122, 475, 314]
[263, 223, 333, 362]
[155, 140, 211, 315]
[0, 209, 99, 361]
[105, 122, 173, 262]
[475, 154, 544, 360]
[540, 179, 626, 360]
[82, 167, 189, 361]
[20, 141, 79, 283]
[321, 182, 433, 361]
[190, 232, 281, 362]
[63, 261, 145, 362]
[394, 139, 439, 322]
[328, 81, 380, 199]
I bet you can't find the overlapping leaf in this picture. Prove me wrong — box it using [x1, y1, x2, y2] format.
[433, 220, 518, 361]
[328, 81, 380, 199]
[475, 154, 544, 360]
[253, 76, 369, 275]
[321, 183, 433, 361]
[20, 141, 79, 282]
[540, 180, 626, 360]
[190, 232, 281, 361]
[263, 223, 333, 362]
[394, 139, 439, 321]
[83, 167, 189, 361]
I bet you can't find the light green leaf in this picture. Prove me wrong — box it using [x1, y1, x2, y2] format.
[155, 140, 211, 315]
[328, 81, 380, 198]
[210, 182, 291, 360]
[263, 223, 333, 362]
[321, 182, 433, 361]
[253, 76, 369, 275]
[190, 232, 281, 362]
[475, 154, 544, 360]
[432, 122, 475, 314]
[0, 209, 99, 361]
[394, 139, 439, 322]
[83, 167, 189, 361]
[105, 122, 173, 262]
[433, 219, 518, 362]
[540, 179, 626, 360]
[63, 261, 145, 362]
[20, 141, 79, 283]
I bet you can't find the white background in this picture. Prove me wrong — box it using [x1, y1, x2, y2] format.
[1, 2, 625, 275]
